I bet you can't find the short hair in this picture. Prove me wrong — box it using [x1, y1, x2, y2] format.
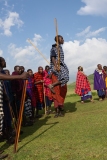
[20, 66, 25, 70]
[27, 69, 32, 72]
[97, 64, 101, 67]
[78, 66, 83, 71]
[54, 35, 62, 42]
[4, 69, 10, 74]
[0, 57, 5, 67]
[38, 66, 43, 70]
[103, 66, 107, 69]
[14, 65, 19, 70]
[45, 65, 49, 70]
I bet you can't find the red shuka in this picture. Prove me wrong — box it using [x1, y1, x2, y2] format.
[34, 72, 44, 103]
[75, 71, 91, 96]
[51, 74, 67, 108]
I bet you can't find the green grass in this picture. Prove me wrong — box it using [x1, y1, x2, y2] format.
[1, 95, 107, 160]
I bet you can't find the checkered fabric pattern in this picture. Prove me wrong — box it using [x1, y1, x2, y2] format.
[34, 72, 44, 103]
[75, 71, 91, 96]
[50, 44, 69, 86]
[24, 98, 32, 117]
[0, 115, 3, 133]
[0, 81, 3, 134]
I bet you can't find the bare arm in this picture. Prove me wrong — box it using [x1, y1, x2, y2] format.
[0, 72, 28, 80]
[35, 80, 44, 84]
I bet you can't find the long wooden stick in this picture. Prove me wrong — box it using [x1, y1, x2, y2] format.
[54, 18, 60, 68]
[14, 80, 27, 153]
[27, 39, 49, 64]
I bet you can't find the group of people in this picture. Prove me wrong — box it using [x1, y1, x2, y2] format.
[0, 33, 106, 159]
[0, 33, 107, 159]
[75, 64, 107, 103]
[0, 35, 69, 159]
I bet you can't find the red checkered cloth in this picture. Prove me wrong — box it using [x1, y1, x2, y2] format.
[50, 74, 67, 108]
[34, 72, 44, 103]
[75, 71, 91, 96]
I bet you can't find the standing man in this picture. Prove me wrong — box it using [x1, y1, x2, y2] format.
[11, 66, 23, 117]
[34, 67, 44, 118]
[49, 35, 69, 117]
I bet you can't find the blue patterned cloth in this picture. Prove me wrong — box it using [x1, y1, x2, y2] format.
[81, 90, 92, 101]
[50, 44, 69, 86]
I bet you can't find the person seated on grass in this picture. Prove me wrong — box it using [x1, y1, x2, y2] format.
[75, 66, 93, 103]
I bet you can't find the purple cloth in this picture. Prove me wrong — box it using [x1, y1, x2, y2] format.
[94, 70, 106, 90]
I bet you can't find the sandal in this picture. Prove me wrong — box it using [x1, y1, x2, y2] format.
[59, 112, 64, 117]
[81, 101, 84, 104]
[90, 99, 94, 103]
[54, 113, 59, 118]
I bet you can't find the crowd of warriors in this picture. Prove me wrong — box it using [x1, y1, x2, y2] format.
[0, 63, 62, 158]
[75, 64, 107, 103]
[0, 35, 69, 158]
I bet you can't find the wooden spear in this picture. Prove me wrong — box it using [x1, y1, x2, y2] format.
[27, 39, 49, 64]
[54, 18, 60, 69]
[14, 80, 27, 153]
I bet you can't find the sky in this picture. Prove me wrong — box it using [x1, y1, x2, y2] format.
[0, 0, 107, 82]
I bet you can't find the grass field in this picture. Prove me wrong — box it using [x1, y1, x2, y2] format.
[1, 95, 107, 160]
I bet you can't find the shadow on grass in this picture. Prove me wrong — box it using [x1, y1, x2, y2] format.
[93, 97, 99, 101]
[0, 116, 59, 152]
[18, 116, 59, 151]
[64, 102, 77, 113]
[76, 97, 99, 103]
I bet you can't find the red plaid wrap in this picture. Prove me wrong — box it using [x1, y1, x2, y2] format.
[75, 71, 91, 96]
[34, 72, 44, 103]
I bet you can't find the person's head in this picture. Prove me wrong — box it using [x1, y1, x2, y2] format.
[97, 64, 102, 70]
[103, 66, 107, 71]
[54, 35, 64, 45]
[14, 65, 20, 73]
[20, 66, 25, 74]
[78, 66, 83, 71]
[38, 66, 43, 74]
[4, 69, 10, 75]
[45, 65, 50, 73]
[0, 57, 6, 68]
[27, 69, 33, 77]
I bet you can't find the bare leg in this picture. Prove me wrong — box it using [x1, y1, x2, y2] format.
[89, 98, 94, 102]
[81, 101, 84, 103]
[54, 108, 59, 118]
